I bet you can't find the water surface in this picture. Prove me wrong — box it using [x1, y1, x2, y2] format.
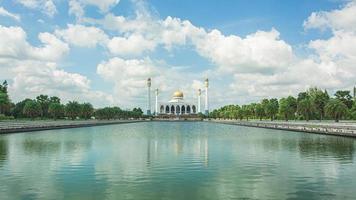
[0, 122, 355, 199]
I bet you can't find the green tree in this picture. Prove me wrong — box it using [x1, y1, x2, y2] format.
[265, 98, 279, 121]
[0, 91, 11, 115]
[65, 101, 81, 120]
[23, 100, 42, 119]
[297, 92, 310, 102]
[12, 99, 32, 118]
[308, 88, 329, 120]
[325, 99, 348, 122]
[0, 81, 11, 115]
[335, 90, 353, 109]
[80, 103, 94, 119]
[255, 103, 264, 121]
[279, 96, 297, 121]
[48, 103, 64, 119]
[0, 80, 8, 93]
[36, 95, 50, 118]
[49, 96, 61, 104]
[297, 98, 314, 121]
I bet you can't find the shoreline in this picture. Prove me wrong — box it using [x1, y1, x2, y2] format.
[2, 119, 356, 138]
[0, 119, 146, 134]
[209, 119, 356, 138]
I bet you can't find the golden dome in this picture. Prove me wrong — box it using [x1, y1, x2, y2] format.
[173, 91, 184, 98]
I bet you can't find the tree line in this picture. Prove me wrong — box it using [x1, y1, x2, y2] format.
[210, 87, 356, 122]
[0, 81, 143, 120]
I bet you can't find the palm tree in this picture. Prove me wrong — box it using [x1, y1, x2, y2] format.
[80, 103, 94, 119]
[23, 100, 42, 119]
[48, 103, 64, 119]
[65, 101, 81, 120]
[325, 99, 348, 122]
[297, 98, 314, 121]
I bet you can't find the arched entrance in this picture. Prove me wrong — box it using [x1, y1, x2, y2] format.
[176, 105, 180, 115]
[192, 105, 196, 114]
[181, 105, 185, 114]
[187, 105, 191, 114]
[170, 105, 175, 114]
[165, 105, 169, 114]
[160, 105, 164, 114]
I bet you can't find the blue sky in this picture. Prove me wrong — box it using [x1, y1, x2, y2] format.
[0, 0, 355, 110]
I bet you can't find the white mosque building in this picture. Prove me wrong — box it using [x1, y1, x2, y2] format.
[146, 78, 210, 116]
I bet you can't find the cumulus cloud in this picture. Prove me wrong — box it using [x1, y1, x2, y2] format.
[107, 34, 156, 56]
[97, 57, 204, 107]
[194, 28, 293, 73]
[9, 60, 113, 106]
[0, 7, 21, 21]
[55, 24, 108, 48]
[16, 0, 57, 17]
[0, 25, 113, 106]
[304, 1, 356, 32]
[0, 25, 69, 61]
[69, 0, 120, 19]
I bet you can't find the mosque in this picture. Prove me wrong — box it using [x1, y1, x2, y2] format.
[146, 78, 209, 116]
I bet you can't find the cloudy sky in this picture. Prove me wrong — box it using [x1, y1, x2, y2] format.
[0, 0, 355, 109]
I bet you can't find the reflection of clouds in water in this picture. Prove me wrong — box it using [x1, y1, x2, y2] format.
[0, 122, 356, 199]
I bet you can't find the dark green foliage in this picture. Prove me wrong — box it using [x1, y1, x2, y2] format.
[65, 101, 81, 120]
[297, 98, 314, 121]
[94, 107, 143, 120]
[0, 81, 11, 115]
[325, 99, 348, 122]
[12, 99, 32, 118]
[335, 90, 353, 109]
[48, 103, 65, 119]
[80, 103, 94, 119]
[265, 98, 279, 121]
[279, 96, 297, 121]
[23, 100, 42, 119]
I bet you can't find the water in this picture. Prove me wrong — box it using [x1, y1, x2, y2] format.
[0, 122, 355, 200]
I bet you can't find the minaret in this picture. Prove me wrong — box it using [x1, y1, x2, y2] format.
[198, 89, 201, 113]
[204, 78, 209, 115]
[155, 88, 159, 116]
[147, 78, 151, 115]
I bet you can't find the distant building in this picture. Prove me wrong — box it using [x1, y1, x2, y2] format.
[158, 90, 198, 115]
[146, 78, 210, 116]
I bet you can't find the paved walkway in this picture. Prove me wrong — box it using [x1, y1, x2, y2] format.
[209, 119, 356, 138]
[0, 119, 145, 134]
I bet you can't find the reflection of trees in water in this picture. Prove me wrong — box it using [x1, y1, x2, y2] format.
[0, 137, 8, 166]
[298, 136, 355, 162]
[22, 139, 61, 155]
[63, 139, 92, 153]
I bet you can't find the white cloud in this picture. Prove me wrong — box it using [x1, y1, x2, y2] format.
[55, 24, 108, 48]
[9, 60, 113, 106]
[304, 1, 356, 32]
[194, 28, 293, 73]
[0, 25, 69, 61]
[69, 0, 84, 19]
[16, 0, 57, 17]
[107, 34, 156, 56]
[0, 7, 21, 21]
[81, 0, 120, 12]
[69, 0, 120, 19]
[96, 57, 204, 107]
[97, 57, 157, 98]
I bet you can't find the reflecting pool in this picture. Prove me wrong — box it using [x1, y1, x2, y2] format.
[0, 122, 355, 199]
